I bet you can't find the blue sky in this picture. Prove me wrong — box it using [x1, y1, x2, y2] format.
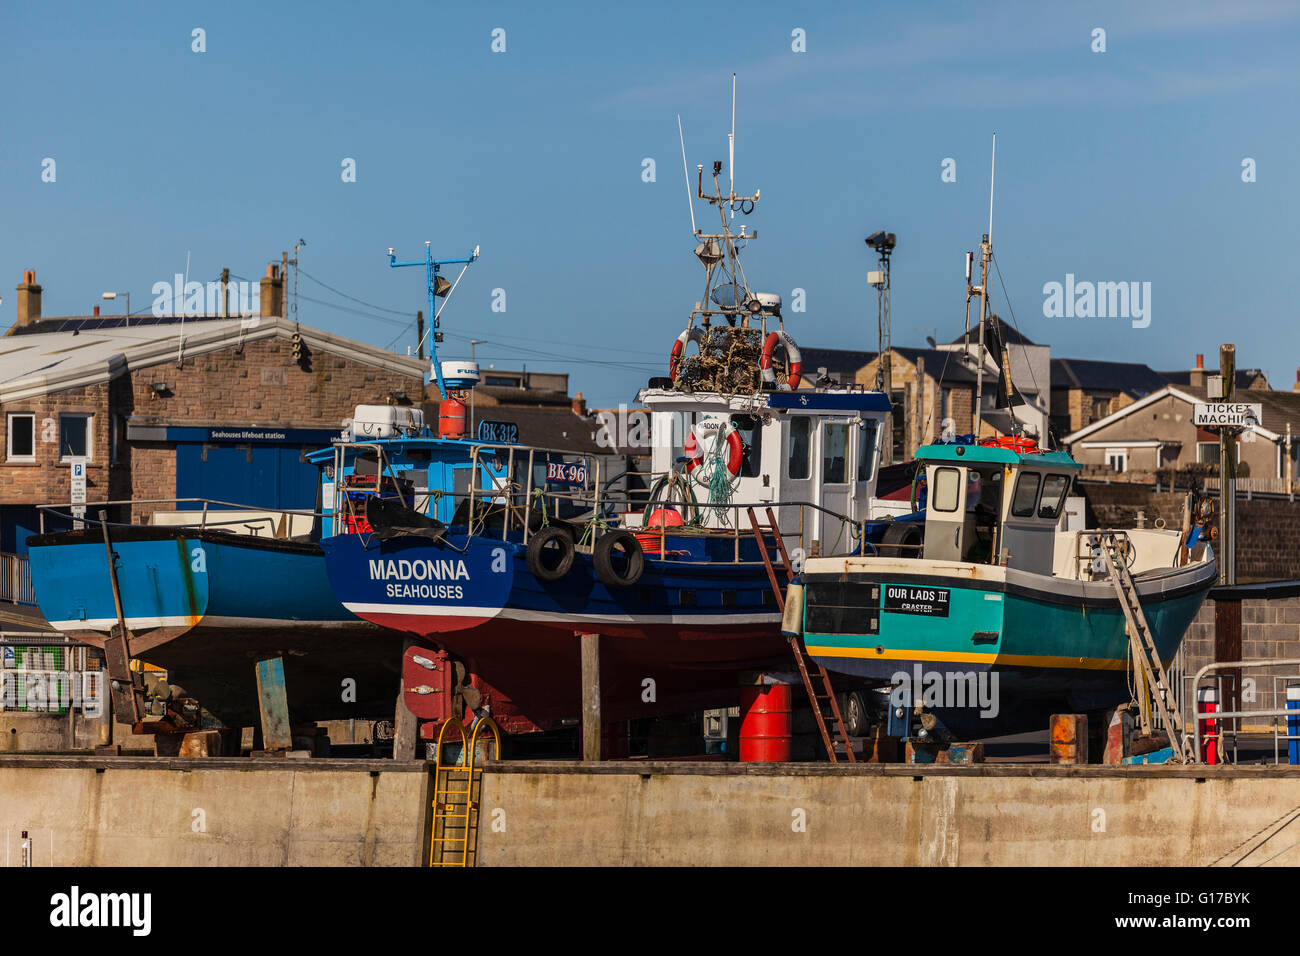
[2, 0, 1297, 406]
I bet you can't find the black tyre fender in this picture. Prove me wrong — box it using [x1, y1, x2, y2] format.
[525, 526, 575, 582]
[879, 522, 923, 557]
[593, 530, 645, 589]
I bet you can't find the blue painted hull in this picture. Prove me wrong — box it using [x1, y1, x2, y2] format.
[320, 528, 790, 726]
[27, 527, 405, 724]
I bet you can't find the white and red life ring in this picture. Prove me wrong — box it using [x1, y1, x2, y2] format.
[669, 326, 705, 380]
[683, 420, 744, 476]
[760, 329, 802, 391]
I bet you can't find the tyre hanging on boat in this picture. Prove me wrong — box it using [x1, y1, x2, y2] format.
[760, 329, 802, 391]
[684, 420, 744, 477]
[593, 530, 645, 588]
[526, 525, 575, 582]
[669, 326, 706, 380]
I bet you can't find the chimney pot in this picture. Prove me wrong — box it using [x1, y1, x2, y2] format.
[93, 305, 100, 316]
[1195, 353, 1204, 369]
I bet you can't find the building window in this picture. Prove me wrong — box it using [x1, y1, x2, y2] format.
[787, 416, 811, 480]
[1197, 442, 1237, 467]
[1106, 448, 1128, 473]
[1091, 396, 1111, 420]
[822, 423, 848, 484]
[6, 413, 35, 461]
[59, 414, 91, 461]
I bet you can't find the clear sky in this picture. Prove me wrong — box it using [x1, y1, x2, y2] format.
[2, 0, 1297, 406]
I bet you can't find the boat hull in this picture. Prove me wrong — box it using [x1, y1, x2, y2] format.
[27, 527, 407, 725]
[801, 555, 1217, 734]
[320, 529, 790, 727]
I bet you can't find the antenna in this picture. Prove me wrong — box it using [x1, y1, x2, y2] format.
[988, 132, 996, 247]
[677, 114, 697, 234]
[729, 73, 736, 217]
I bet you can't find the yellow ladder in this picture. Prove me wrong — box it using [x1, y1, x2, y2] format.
[429, 717, 501, 867]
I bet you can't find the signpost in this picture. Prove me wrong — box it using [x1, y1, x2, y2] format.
[1193, 403, 1262, 429]
[69, 456, 87, 530]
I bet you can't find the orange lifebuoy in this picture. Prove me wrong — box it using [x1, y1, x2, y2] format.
[669, 326, 705, 380]
[760, 330, 802, 391]
[684, 421, 745, 476]
[979, 435, 1039, 454]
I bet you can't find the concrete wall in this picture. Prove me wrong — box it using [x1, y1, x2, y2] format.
[7, 757, 1300, 866]
[477, 763, 1300, 867]
[0, 757, 427, 866]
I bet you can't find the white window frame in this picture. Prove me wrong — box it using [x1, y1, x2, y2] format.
[58, 413, 93, 463]
[1105, 448, 1128, 473]
[6, 413, 35, 462]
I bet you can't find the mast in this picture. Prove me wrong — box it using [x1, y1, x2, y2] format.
[386, 242, 479, 397]
[972, 135, 996, 437]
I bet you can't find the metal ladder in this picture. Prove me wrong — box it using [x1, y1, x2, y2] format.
[1093, 531, 1188, 762]
[747, 508, 857, 764]
[429, 717, 501, 867]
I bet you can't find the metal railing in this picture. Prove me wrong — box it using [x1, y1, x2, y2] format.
[36, 497, 322, 537]
[1189, 658, 1300, 765]
[0, 552, 35, 605]
[329, 439, 869, 563]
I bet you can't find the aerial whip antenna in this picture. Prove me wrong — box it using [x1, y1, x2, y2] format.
[728, 73, 736, 218]
[677, 114, 697, 234]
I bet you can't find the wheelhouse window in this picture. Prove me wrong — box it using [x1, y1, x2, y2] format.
[729, 414, 763, 479]
[856, 419, 880, 482]
[931, 466, 961, 512]
[822, 423, 848, 484]
[59, 414, 91, 461]
[1038, 474, 1071, 519]
[1010, 472, 1041, 517]
[787, 416, 810, 480]
[6, 413, 35, 461]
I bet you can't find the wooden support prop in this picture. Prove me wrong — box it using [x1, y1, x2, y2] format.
[393, 637, 419, 760]
[580, 632, 601, 761]
[254, 655, 293, 752]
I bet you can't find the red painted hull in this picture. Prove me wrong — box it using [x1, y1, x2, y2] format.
[366, 609, 790, 730]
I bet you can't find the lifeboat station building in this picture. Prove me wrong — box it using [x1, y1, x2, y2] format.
[0, 268, 426, 567]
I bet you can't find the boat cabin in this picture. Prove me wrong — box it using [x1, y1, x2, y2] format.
[635, 386, 893, 553]
[915, 440, 1081, 574]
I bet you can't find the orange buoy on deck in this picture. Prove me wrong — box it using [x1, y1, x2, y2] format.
[739, 683, 793, 762]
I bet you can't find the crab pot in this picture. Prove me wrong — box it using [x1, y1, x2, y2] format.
[739, 683, 793, 762]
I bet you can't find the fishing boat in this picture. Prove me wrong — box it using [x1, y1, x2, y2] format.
[25, 502, 407, 728]
[795, 197, 1218, 739]
[317, 116, 903, 734]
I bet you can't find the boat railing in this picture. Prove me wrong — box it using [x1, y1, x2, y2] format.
[1188, 659, 1300, 765]
[36, 498, 323, 538]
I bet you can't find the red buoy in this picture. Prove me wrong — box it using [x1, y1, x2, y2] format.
[739, 683, 793, 762]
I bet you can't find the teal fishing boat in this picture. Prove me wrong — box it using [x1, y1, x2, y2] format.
[795, 197, 1217, 738]
[799, 437, 1216, 730]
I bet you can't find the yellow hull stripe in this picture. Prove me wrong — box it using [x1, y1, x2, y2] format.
[803, 645, 1155, 672]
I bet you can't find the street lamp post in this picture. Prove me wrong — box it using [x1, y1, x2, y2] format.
[469, 339, 487, 440]
[101, 291, 130, 325]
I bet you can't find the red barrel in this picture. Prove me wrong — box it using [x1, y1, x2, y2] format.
[739, 683, 793, 762]
[439, 396, 467, 438]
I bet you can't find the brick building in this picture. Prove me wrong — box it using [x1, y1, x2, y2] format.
[0, 268, 426, 553]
